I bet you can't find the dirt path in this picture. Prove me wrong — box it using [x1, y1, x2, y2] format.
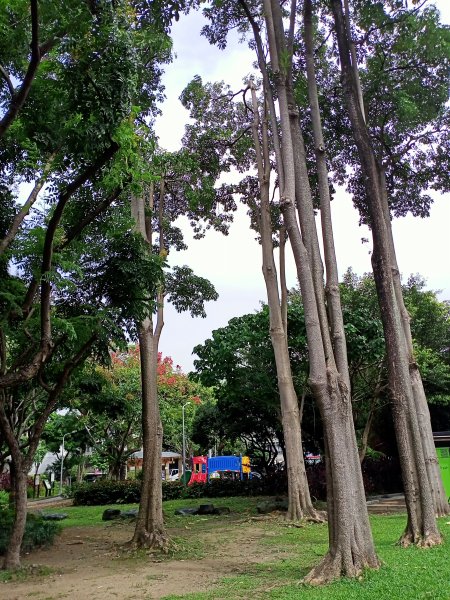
[1, 496, 407, 599]
[0, 519, 274, 600]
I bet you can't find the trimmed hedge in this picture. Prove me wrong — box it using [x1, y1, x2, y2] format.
[71, 474, 289, 506]
[72, 480, 141, 505]
[0, 510, 61, 555]
[71, 459, 402, 506]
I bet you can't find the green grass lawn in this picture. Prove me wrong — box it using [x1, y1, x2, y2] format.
[161, 513, 450, 600]
[35, 498, 450, 599]
[39, 495, 262, 528]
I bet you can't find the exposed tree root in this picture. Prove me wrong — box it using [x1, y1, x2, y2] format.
[126, 529, 171, 554]
[303, 550, 380, 586]
[436, 505, 450, 518]
[2, 556, 21, 571]
[399, 529, 443, 548]
[286, 504, 327, 524]
[305, 509, 327, 524]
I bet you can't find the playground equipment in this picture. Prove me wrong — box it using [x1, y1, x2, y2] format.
[188, 455, 252, 485]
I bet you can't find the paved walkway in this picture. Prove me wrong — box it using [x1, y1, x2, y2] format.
[27, 496, 73, 511]
[367, 493, 406, 514]
[26, 493, 408, 515]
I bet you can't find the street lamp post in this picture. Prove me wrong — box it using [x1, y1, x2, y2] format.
[60, 431, 76, 495]
[182, 402, 191, 484]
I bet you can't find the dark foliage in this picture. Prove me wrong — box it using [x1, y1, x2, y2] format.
[0, 510, 61, 555]
[361, 456, 403, 496]
[71, 457, 403, 506]
[71, 474, 289, 505]
[0, 472, 11, 491]
[305, 464, 327, 501]
[71, 480, 141, 505]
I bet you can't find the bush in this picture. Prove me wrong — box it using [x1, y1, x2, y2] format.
[304, 456, 403, 501]
[72, 480, 141, 506]
[0, 472, 11, 491]
[0, 509, 61, 555]
[0, 490, 9, 510]
[71, 459, 404, 507]
[72, 473, 290, 506]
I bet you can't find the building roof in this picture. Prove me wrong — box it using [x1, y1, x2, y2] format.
[130, 451, 181, 460]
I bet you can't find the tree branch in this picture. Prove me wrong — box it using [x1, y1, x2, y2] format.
[40, 142, 119, 347]
[0, 0, 40, 138]
[0, 143, 118, 391]
[26, 334, 97, 467]
[0, 65, 14, 97]
[59, 185, 124, 250]
[0, 153, 57, 256]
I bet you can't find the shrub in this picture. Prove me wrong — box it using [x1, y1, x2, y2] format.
[0, 490, 9, 510]
[0, 510, 61, 555]
[72, 473, 291, 506]
[71, 460, 404, 507]
[0, 472, 11, 491]
[72, 480, 141, 506]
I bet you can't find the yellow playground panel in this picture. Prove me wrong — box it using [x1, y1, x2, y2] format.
[242, 456, 251, 474]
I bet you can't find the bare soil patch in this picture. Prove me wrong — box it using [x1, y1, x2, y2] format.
[0, 516, 277, 600]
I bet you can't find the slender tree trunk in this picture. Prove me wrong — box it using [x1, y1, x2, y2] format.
[250, 85, 323, 522]
[131, 321, 167, 550]
[130, 193, 168, 551]
[359, 402, 375, 463]
[261, 0, 379, 581]
[2, 463, 28, 570]
[378, 170, 449, 516]
[303, 0, 350, 385]
[331, 0, 443, 546]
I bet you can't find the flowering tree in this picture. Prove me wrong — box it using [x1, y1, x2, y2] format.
[68, 347, 213, 478]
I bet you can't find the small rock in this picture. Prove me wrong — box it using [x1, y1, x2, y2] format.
[213, 507, 231, 515]
[42, 513, 68, 520]
[102, 509, 122, 521]
[174, 507, 199, 516]
[198, 504, 216, 515]
[120, 509, 139, 519]
[256, 498, 288, 514]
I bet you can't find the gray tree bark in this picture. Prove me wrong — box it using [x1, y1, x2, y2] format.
[378, 172, 449, 516]
[260, 0, 379, 582]
[250, 84, 324, 522]
[129, 193, 168, 551]
[331, 0, 444, 546]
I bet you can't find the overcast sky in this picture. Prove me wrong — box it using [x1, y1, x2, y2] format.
[155, 2, 450, 373]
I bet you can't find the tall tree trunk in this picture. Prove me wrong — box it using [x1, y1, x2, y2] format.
[331, 0, 443, 546]
[131, 320, 167, 550]
[130, 193, 168, 551]
[303, 0, 350, 386]
[261, 0, 379, 581]
[379, 170, 449, 516]
[3, 466, 28, 570]
[341, 0, 447, 518]
[250, 85, 323, 522]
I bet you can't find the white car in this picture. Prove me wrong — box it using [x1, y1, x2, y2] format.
[169, 469, 179, 481]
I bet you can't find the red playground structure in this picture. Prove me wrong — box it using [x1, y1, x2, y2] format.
[189, 456, 208, 485]
[188, 455, 252, 485]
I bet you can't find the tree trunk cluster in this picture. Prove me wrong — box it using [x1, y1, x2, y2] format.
[331, 0, 447, 546]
